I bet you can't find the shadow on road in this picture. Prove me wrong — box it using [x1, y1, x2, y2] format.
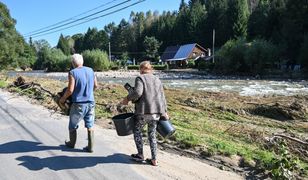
[16, 153, 134, 171]
[0, 140, 140, 171]
[0, 140, 84, 153]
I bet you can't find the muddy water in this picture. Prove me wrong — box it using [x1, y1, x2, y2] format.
[7, 71, 308, 96]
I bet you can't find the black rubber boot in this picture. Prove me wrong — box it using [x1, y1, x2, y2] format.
[65, 130, 77, 148]
[84, 130, 94, 153]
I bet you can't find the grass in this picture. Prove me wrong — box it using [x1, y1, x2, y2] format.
[0, 80, 8, 88]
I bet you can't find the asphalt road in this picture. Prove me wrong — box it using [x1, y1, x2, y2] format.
[0, 89, 243, 180]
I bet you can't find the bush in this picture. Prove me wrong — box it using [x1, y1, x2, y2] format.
[187, 59, 195, 68]
[45, 48, 70, 72]
[216, 38, 279, 75]
[82, 49, 111, 71]
[127, 65, 139, 70]
[198, 60, 214, 71]
[244, 39, 278, 75]
[216, 38, 247, 74]
[127, 64, 168, 70]
[153, 65, 168, 70]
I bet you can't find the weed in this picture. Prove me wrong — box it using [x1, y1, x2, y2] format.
[269, 140, 299, 180]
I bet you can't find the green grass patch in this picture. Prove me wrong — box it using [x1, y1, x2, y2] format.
[174, 130, 201, 148]
[0, 80, 8, 88]
[96, 106, 113, 118]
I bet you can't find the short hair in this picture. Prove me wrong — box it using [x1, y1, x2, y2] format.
[71, 54, 83, 66]
[139, 61, 153, 73]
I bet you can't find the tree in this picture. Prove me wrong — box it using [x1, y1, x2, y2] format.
[82, 49, 111, 71]
[265, 0, 287, 43]
[247, 0, 270, 40]
[186, 0, 206, 44]
[57, 34, 70, 55]
[110, 19, 130, 57]
[0, 2, 29, 70]
[173, 0, 190, 44]
[280, 0, 308, 65]
[72, 33, 84, 53]
[204, 0, 228, 46]
[143, 36, 162, 62]
[226, 0, 250, 39]
[32, 39, 51, 70]
[104, 22, 116, 38]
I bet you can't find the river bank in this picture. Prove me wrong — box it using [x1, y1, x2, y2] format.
[1, 73, 307, 179]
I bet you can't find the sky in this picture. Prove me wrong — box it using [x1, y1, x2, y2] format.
[2, 0, 186, 47]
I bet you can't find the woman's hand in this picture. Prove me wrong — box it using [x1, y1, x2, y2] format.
[165, 112, 169, 120]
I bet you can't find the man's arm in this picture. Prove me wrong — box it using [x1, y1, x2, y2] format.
[94, 75, 98, 90]
[60, 74, 75, 104]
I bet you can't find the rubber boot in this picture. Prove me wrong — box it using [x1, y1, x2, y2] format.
[65, 130, 77, 148]
[84, 130, 94, 153]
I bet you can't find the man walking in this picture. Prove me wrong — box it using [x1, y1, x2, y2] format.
[60, 54, 98, 152]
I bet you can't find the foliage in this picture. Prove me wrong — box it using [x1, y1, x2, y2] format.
[247, 0, 270, 40]
[215, 38, 247, 74]
[187, 59, 195, 68]
[298, 35, 308, 72]
[127, 64, 168, 70]
[118, 52, 130, 67]
[45, 48, 70, 72]
[197, 60, 214, 71]
[270, 140, 299, 180]
[57, 34, 71, 55]
[32, 40, 51, 70]
[82, 49, 111, 71]
[0, 2, 34, 70]
[71, 33, 84, 53]
[226, 0, 250, 39]
[216, 38, 279, 75]
[244, 39, 278, 75]
[83, 28, 109, 52]
[204, 0, 228, 47]
[143, 36, 162, 62]
[0, 80, 7, 88]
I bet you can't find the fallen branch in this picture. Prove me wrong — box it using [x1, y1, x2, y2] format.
[273, 133, 308, 146]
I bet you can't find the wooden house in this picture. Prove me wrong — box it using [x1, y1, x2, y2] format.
[161, 43, 208, 68]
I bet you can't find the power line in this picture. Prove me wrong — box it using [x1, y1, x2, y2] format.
[25, 0, 135, 38]
[30, 0, 145, 38]
[23, 0, 120, 36]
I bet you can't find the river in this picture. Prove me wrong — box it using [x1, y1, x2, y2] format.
[7, 71, 308, 96]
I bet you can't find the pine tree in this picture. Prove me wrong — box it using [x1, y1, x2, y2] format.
[57, 34, 70, 55]
[226, 0, 250, 39]
[247, 0, 270, 40]
[204, 0, 228, 46]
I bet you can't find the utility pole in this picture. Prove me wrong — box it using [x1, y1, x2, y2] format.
[108, 42, 111, 62]
[212, 29, 215, 63]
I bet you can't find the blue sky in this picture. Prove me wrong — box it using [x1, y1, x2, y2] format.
[2, 0, 186, 47]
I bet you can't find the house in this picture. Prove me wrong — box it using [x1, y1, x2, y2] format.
[161, 43, 209, 68]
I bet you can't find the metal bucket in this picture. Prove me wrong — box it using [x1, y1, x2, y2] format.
[112, 113, 135, 136]
[157, 119, 176, 138]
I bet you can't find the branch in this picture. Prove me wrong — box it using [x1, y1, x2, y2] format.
[273, 133, 308, 146]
